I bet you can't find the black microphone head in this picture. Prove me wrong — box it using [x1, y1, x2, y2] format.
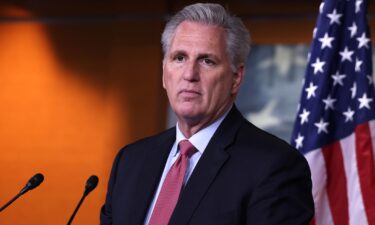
[20, 173, 44, 195]
[27, 173, 44, 190]
[84, 175, 98, 195]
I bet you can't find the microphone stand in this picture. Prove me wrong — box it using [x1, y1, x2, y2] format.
[67, 193, 88, 225]
[66, 175, 98, 225]
[0, 193, 23, 212]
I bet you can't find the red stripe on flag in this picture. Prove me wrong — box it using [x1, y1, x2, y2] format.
[322, 142, 349, 225]
[355, 122, 375, 225]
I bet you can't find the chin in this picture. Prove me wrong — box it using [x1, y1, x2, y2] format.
[175, 108, 202, 121]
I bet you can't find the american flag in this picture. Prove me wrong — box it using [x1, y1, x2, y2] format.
[290, 0, 375, 224]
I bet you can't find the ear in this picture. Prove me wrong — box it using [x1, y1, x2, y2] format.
[162, 62, 166, 89]
[231, 64, 244, 95]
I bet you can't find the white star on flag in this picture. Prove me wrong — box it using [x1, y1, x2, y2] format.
[348, 22, 358, 37]
[319, 33, 335, 49]
[331, 71, 346, 86]
[311, 57, 325, 74]
[299, 109, 310, 125]
[313, 27, 318, 38]
[339, 46, 354, 62]
[314, 118, 329, 134]
[350, 82, 357, 98]
[305, 82, 318, 99]
[319, 2, 325, 14]
[342, 107, 355, 122]
[356, 0, 363, 13]
[356, 32, 371, 48]
[295, 133, 304, 149]
[322, 95, 336, 110]
[367, 75, 373, 85]
[327, 9, 342, 25]
[358, 93, 373, 109]
[355, 57, 363, 72]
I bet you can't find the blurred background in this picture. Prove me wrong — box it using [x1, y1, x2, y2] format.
[0, 0, 373, 224]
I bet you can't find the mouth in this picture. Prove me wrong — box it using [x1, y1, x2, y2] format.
[179, 89, 201, 98]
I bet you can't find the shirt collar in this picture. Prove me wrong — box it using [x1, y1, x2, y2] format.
[174, 106, 232, 156]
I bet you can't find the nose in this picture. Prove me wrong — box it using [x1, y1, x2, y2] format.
[182, 61, 199, 82]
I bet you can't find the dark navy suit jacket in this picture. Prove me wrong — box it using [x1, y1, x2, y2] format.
[100, 106, 314, 225]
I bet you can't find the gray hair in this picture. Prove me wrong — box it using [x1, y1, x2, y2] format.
[161, 3, 250, 71]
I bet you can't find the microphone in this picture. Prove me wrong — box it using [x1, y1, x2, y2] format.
[0, 173, 44, 212]
[84, 175, 99, 196]
[20, 173, 44, 195]
[67, 175, 99, 225]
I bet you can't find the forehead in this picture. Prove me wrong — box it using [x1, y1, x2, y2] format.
[169, 21, 228, 54]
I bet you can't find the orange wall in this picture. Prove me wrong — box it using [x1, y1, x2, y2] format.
[0, 4, 166, 225]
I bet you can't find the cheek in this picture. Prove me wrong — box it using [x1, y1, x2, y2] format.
[209, 83, 232, 107]
[163, 72, 177, 96]
[162, 68, 171, 88]
[207, 76, 232, 96]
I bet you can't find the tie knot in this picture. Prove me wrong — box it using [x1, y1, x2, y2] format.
[179, 140, 196, 158]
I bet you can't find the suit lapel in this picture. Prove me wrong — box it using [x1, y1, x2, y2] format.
[168, 106, 244, 225]
[131, 129, 176, 225]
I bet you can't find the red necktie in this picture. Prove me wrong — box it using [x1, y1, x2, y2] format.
[148, 140, 196, 225]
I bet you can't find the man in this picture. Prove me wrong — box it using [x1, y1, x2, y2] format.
[101, 3, 314, 225]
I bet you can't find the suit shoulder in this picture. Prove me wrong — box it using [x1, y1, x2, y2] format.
[241, 120, 292, 147]
[235, 120, 303, 161]
[232, 120, 311, 183]
[110, 127, 175, 172]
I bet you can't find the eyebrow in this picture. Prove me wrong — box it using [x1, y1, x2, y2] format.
[170, 50, 219, 61]
[197, 53, 217, 60]
[169, 50, 187, 57]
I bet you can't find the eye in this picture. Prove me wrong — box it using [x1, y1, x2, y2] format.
[173, 54, 186, 62]
[201, 57, 216, 66]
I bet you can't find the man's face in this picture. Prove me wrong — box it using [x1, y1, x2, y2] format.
[163, 21, 243, 128]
